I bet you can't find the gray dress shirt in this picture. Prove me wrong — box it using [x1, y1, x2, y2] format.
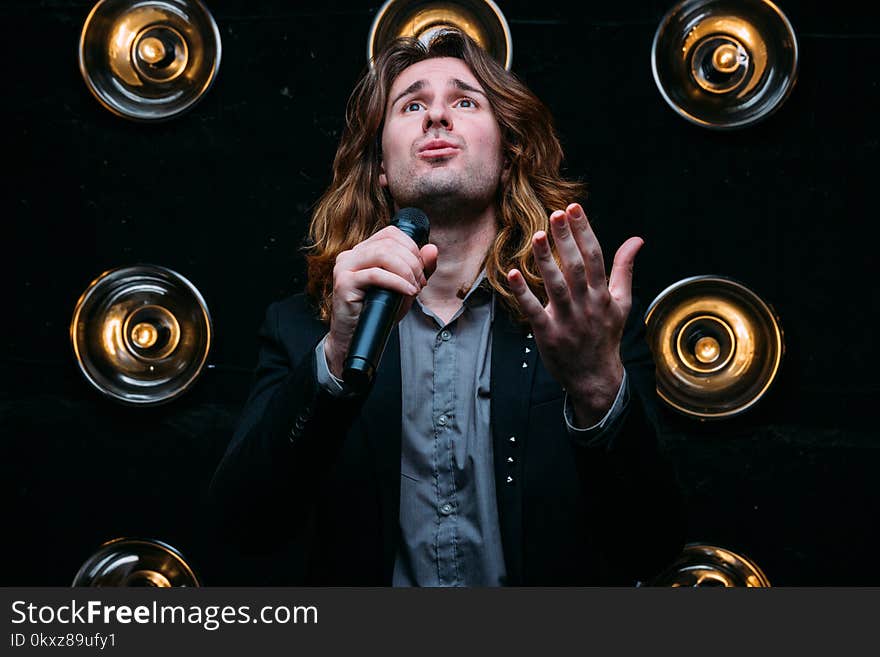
[315, 272, 628, 586]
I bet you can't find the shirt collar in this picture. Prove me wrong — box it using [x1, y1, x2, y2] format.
[462, 267, 495, 324]
[411, 266, 495, 327]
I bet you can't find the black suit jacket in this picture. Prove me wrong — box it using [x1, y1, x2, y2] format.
[209, 291, 685, 585]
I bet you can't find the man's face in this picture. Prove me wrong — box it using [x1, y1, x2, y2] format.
[379, 57, 506, 215]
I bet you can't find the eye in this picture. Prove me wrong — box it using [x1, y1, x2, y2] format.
[403, 101, 424, 113]
[455, 97, 477, 109]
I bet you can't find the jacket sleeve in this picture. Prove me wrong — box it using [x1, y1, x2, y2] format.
[208, 300, 365, 545]
[569, 294, 688, 582]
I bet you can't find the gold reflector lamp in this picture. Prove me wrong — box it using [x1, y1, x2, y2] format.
[368, 0, 512, 69]
[647, 543, 771, 587]
[70, 264, 212, 405]
[644, 275, 783, 419]
[78, 0, 222, 121]
[73, 538, 200, 587]
[651, 0, 798, 128]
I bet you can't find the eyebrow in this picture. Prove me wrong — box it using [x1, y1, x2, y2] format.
[390, 77, 487, 109]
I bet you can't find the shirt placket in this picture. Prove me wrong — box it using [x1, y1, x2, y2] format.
[433, 322, 459, 585]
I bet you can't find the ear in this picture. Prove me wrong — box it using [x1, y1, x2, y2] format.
[500, 154, 512, 185]
[379, 158, 388, 188]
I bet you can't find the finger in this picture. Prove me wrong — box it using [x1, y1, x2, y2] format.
[364, 248, 424, 287]
[565, 203, 606, 290]
[507, 269, 549, 332]
[349, 267, 419, 299]
[362, 225, 422, 258]
[548, 209, 588, 301]
[371, 226, 431, 278]
[355, 242, 426, 287]
[532, 230, 572, 313]
[608, 236, 644, 310]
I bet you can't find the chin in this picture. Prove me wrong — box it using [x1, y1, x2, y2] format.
[393, 171, 460, 199]
[389, 166, 499, 209]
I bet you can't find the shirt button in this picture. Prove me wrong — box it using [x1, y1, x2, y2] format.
[438, 414, 448, 426]
[440, 330, 451, 341]
[440, 502, 453, 516]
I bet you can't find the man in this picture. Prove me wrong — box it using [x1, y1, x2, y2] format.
[210, 30, 685, 586]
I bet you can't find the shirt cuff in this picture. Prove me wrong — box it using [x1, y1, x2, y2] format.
[315, 334, 349, 398]
[563, 369, 629, 440]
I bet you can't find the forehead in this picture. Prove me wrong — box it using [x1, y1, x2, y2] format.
[387, 57, 483, 98]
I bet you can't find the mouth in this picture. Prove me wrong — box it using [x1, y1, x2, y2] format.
[418, 139, 461, 160]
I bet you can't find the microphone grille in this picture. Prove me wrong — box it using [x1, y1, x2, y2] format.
[394, 207, 429, 230]
[392, 207, 430, 246]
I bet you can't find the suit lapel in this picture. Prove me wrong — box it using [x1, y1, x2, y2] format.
[359, 326, 402, 584]
[491, 301, 538, 585]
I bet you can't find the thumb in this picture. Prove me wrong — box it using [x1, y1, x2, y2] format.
[608, 236, 644, 306]
[421, 243, 439, 278]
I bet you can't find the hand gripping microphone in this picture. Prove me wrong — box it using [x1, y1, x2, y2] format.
[342, 207, 430, 393]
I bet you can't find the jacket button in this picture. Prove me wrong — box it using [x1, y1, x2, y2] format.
[506, 476, 514, 484]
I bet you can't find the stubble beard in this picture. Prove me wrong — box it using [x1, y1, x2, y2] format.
[387, 160, 501, 224]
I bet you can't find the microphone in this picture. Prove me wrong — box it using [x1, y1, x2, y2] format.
[342, 207, 431, 393]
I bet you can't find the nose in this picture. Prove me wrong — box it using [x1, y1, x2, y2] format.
[422, 103, 453, 132]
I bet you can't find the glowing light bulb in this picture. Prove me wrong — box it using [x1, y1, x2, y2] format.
[131, 322, 158, 349]
[694, 336, 721, 364]
[712, 44, 740, 73]
[137, 36, 166, 65]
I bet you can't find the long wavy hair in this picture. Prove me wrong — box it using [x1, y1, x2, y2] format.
[305, 29, 585, 323]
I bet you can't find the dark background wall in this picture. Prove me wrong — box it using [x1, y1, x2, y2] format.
[3, 0, 877, 586]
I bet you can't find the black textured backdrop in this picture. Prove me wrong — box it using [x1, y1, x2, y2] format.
[3, 0, 878, 586]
